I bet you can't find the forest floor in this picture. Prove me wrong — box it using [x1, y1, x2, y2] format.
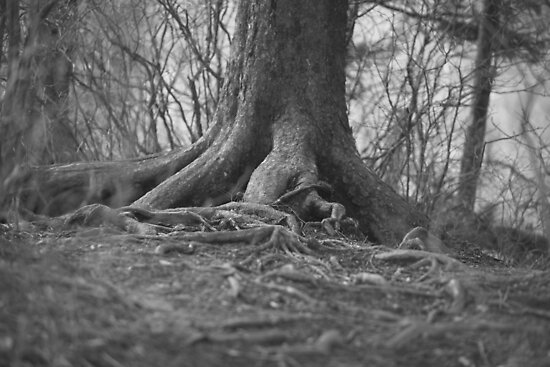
[1, 214, 550, 367]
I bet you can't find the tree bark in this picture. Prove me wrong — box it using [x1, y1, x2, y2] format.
[457, 0, 500, 212]
[15, 0, 428, 244]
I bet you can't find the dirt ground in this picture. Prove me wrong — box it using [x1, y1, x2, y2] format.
[1, 214, 550, 367]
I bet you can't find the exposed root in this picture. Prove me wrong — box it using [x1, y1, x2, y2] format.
[155, 242, 197, 255]
[271, 181, 333, 206]
[217, 314, 319, 330]
[226, 274, 242, 298]
[258, 264, 320, 286]
[255, 252, 294, 270]
[315, 237, 361, 251]
[239, 226, 313, 266]
[350, 272, 388, 286]
[197, 329, 291, 346]
[274, 329, 350, 367]
[376, 249, 464, 270]
[64, 204, 128, 229]
[398, 227, 453, 255]
[496, 301, 550, 320]
[313, 329, 345, 353]
[385, 318, 524, 350]
[443, 278, 469, 314]
[375, 249, 465, 283]
[45, 200, 345, 270]
[245, 156, 350, 235]
[215, 202, 302, 233]
[283, 329, 345, 356]
[296, 190, 346, 235]
[119, 206, 215, 230]
[254, 280, 318, 305]
[152, 224, 315, 268]
[276, 188, 345, 233]
[49, 200, 302, 232]
[410, 257, 439, 282]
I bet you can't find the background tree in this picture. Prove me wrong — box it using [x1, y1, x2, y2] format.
[348, 2, 470, 216]
[455, 0, 549, 214]
[349, 0, 550, 246]
[457, 0, 501, 213]
[0, 0, 78, 194]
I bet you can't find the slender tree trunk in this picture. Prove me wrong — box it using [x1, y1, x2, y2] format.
[17, 0, 427, 244]
[32, 1, 78, 164]
[458, 0, 500, 212]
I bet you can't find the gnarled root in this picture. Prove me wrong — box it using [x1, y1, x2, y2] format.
[60, 201, 300, 234]
[155, 225, 314, 267]
[375, 249, 465, 283]
[398, 227, 452, 255]
[57, 203, 315, 264]
[239, 225, 313, 266]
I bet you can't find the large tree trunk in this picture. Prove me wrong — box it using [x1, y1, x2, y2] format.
[457, 0, 500, 212]
[15, 0, 427, 244]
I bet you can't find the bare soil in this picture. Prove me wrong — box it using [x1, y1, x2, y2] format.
[1, 218, 549, 367]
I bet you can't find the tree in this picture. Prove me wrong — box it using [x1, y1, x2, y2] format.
[359, 0, 550, 232]
[0, 0, 78, 198]
[11, 0, 427, 244]
[457, 0, 501, 213]
[348, 4, 470, 215]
